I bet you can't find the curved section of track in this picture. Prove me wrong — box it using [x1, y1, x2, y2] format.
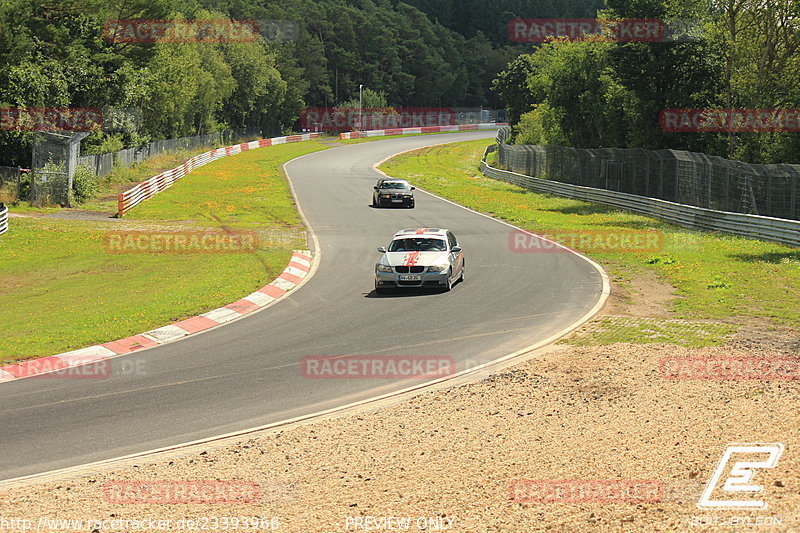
[0, 132, 605, 482]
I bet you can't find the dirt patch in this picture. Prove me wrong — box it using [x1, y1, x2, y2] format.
[6, 212, 42, 218]
[601, 265, 675, 319]
[727, 320, 800, 354]
[2, 341, 797, 532]
[43, 210, 117, 221]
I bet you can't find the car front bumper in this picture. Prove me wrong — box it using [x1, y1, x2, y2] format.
[375, 270, 449, 288]
[377, 196, 413, 206]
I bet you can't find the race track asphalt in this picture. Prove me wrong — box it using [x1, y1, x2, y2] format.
[0, 131, 604, 481]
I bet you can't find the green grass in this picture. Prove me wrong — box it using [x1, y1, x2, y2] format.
[80, 146, 242, 213]
[379, 139, 800, 344]
[123, 142, 326, 227]
[484, 149, 499, 167]
[0, 141, 328, 363]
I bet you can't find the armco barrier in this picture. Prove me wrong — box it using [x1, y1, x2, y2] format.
[117, 133, 320, 216]
[0, 203, 8, 236]
[340, 123, 504, 140]
[481, 146, 800, 247]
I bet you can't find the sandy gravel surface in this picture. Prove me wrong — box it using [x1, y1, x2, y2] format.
[1, 339, 797, 533]
[43, 210, 119, 221]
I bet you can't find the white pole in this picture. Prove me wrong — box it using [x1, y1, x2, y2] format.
[359, 84, 364, 131]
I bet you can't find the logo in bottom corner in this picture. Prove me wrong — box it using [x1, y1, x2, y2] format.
[698, 443, 784, 510]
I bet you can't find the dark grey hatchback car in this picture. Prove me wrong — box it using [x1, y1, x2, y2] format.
[372, 178, 415, 208]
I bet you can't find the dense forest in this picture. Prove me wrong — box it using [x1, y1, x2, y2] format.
[0, 0, 603, 166]
[397, 0, 604, 46]
[2, 0, 795, 167]
[494, 0, 800, 164]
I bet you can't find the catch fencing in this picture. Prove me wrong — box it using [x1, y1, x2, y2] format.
[0, 166, 20, 184]
[0, 203, 8, 236]
[340, 123, 504, 140]
[482, 145, 800, 247]
[79, 127, 261, 178]
[118, 133, 319, 216]
[0, 167, 22, 200]
[495, 128, 799, 221]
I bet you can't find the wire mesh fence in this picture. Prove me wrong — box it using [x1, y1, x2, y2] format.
[0, 166, 22, 202]
[31, 131, 88, 207]
[77, 126, 262, 178]
[0, 127, 262, 204]
[495, 128, 799, 220]
[0, 166, 19, 183]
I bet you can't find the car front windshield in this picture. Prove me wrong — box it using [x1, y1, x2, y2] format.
[380, 182, 409, 190]
[388, 238, 447, 252]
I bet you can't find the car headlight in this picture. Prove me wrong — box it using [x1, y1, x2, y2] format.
[427, 265, 448, 273]
[381, 194, 391, 198]
[376, 264, 393, 273]
[403, 194, 411, 197]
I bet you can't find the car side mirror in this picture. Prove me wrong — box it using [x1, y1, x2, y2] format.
[373, 186, 378, 190]
[377, 246, 387, 253]
[451, 246, 462, 253]
[410, 186, 415, 190]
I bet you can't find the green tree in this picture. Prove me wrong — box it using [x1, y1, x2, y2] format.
[492, 54, 537, 126]
[138, 37, 203, 138]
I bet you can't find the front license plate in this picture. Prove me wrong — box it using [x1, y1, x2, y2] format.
[391, 199, 403, 203]
[398, 274, 421, 281]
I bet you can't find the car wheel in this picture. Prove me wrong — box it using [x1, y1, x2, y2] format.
[372, 197, 376, 207]
[459, 261, 465, 283]
[442, 268, 453, 292]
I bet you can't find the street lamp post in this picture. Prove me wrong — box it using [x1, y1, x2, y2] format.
[358, 84, 364, 131]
